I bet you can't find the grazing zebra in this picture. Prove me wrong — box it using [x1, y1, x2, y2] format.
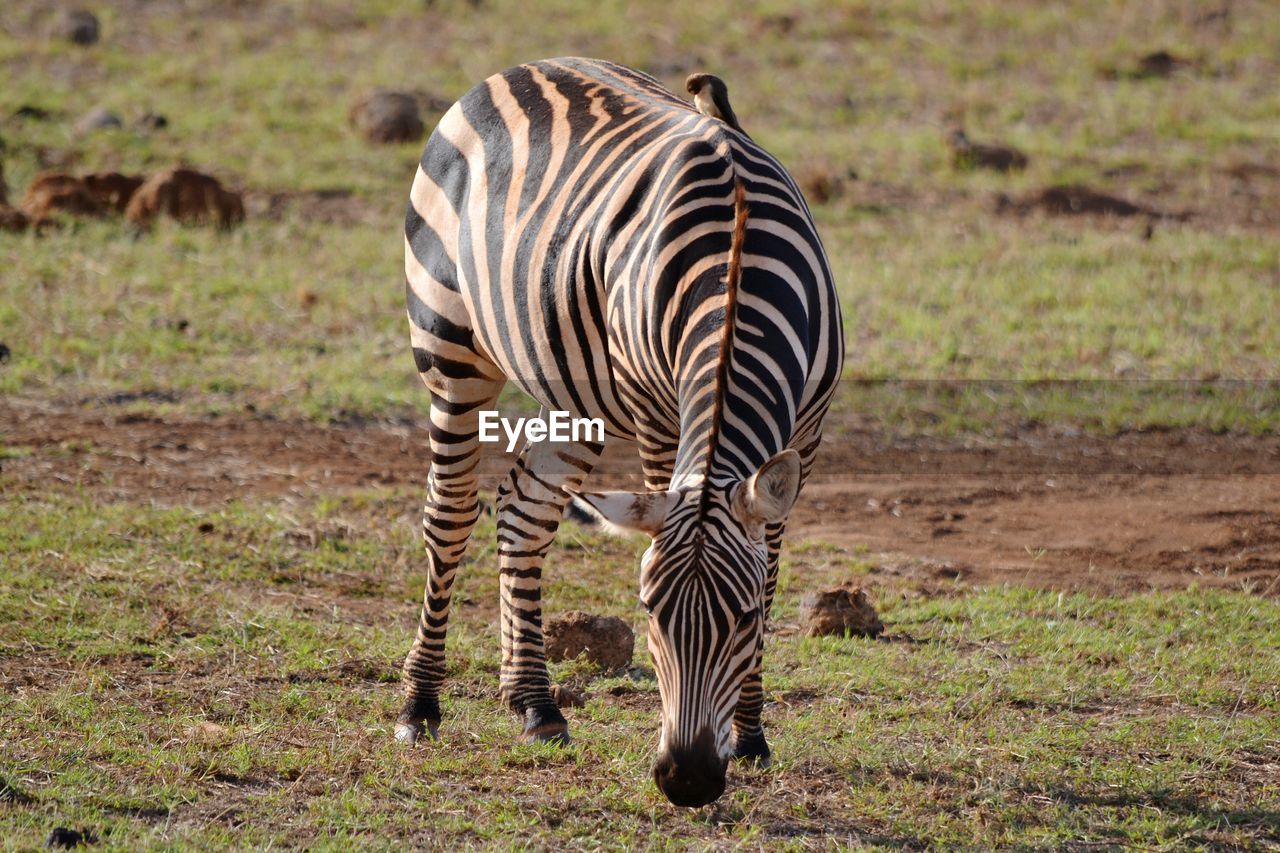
[398, 57, 843, 807]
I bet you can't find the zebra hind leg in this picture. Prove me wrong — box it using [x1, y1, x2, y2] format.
[495, 430, 603, 744]
[396, 385, 501, 745]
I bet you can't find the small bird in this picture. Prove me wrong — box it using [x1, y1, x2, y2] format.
[685, 73, 746, 135]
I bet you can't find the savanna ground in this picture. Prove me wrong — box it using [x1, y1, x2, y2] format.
[2, 0, 1279, 847]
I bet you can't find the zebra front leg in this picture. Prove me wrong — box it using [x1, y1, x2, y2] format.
[731, 520, 785, 767]
[396, 386, 501, 745]
[495, 432, 602, 744]
[732, 436, 818, 765]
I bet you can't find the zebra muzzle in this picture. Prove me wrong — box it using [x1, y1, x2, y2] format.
[652, 726, 728, 808]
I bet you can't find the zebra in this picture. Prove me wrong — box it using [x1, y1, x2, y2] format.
[398, 57, 843, 808]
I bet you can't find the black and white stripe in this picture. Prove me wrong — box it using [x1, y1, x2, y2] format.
[396, 57, 842, 807]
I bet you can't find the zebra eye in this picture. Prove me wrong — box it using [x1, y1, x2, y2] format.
[638, 597, 654, 616]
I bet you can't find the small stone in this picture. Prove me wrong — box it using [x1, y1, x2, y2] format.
[544, 611, 635, 671]
[0, 207, 28, 233]
[186, 721, 230, 744]
[348, 90, 424, 144]
[74, 106, 122, 135]
[133, 111, 169, 132]
[551, 684, 586, 708]
[800, 585, 884, 638]
[45, 826, 96, 848]
[12, 105, 51, 121]
[58, 10, 100, 45]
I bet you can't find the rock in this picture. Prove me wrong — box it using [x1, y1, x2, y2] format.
[543, 611, 635, 671]
[74, 106, 122, 135]
[283, 520, 354, 548]
[133, 111, 168, 132]
[12, 105, 52, 121]
[44, 826, 96, 848]
[348, 90, 424, 144]
[551, 684, 586, 708]
[124, 166, 245, 229]
[82, 172, 145, 213]
[21, 172, 105, 222]
[186, 720, 230, 744]
[800, 585, 884, 638]
[57, 10, 100, 45]
[1135, 50, 1191, 79]
[946, 128, 1028, 173]
[0, 206, 29, 233]
[1101, 50, 1195, 81]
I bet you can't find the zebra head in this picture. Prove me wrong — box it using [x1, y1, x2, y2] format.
[572, 449, 802, 807]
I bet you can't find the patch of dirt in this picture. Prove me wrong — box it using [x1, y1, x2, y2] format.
[2, 398, 1278, 596]
[243, 188, 384, 226]
[998, 184, 1180, 219]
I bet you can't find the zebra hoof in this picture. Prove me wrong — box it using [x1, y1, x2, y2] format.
[519, 722, 572, 746]
[394, 719, 439, 745]
[732, 732, 772, 768]
[519, 704, 571, 745]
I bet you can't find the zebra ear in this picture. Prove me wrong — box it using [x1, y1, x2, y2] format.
[736, 449, 802, 526]
[565, 488, 677, 537]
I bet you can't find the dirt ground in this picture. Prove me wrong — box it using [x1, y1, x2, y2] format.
[3, 396, 1278, 597]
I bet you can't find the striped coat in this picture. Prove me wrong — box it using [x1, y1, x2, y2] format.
[399, 57, 843, 807]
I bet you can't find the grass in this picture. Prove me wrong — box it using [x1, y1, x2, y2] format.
[1, 488, 1278, 847]
[1, 0, 1279, 432]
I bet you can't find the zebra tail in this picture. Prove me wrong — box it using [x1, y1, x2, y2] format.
[569, 180, 750, 535]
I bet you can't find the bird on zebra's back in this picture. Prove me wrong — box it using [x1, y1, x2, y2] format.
[685, 72, 746, 136]
[396, 57, 843, 808]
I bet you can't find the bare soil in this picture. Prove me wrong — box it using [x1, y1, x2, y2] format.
[3, 397, 1278, 597]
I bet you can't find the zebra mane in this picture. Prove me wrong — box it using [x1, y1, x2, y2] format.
[696, 177, 749, 525]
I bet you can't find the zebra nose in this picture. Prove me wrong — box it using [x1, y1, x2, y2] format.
[652, 726, 727, 808]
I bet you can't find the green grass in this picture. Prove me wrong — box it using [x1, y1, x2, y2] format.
[1, 488, 1278, 847]
[2, 0, 1279, 433]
